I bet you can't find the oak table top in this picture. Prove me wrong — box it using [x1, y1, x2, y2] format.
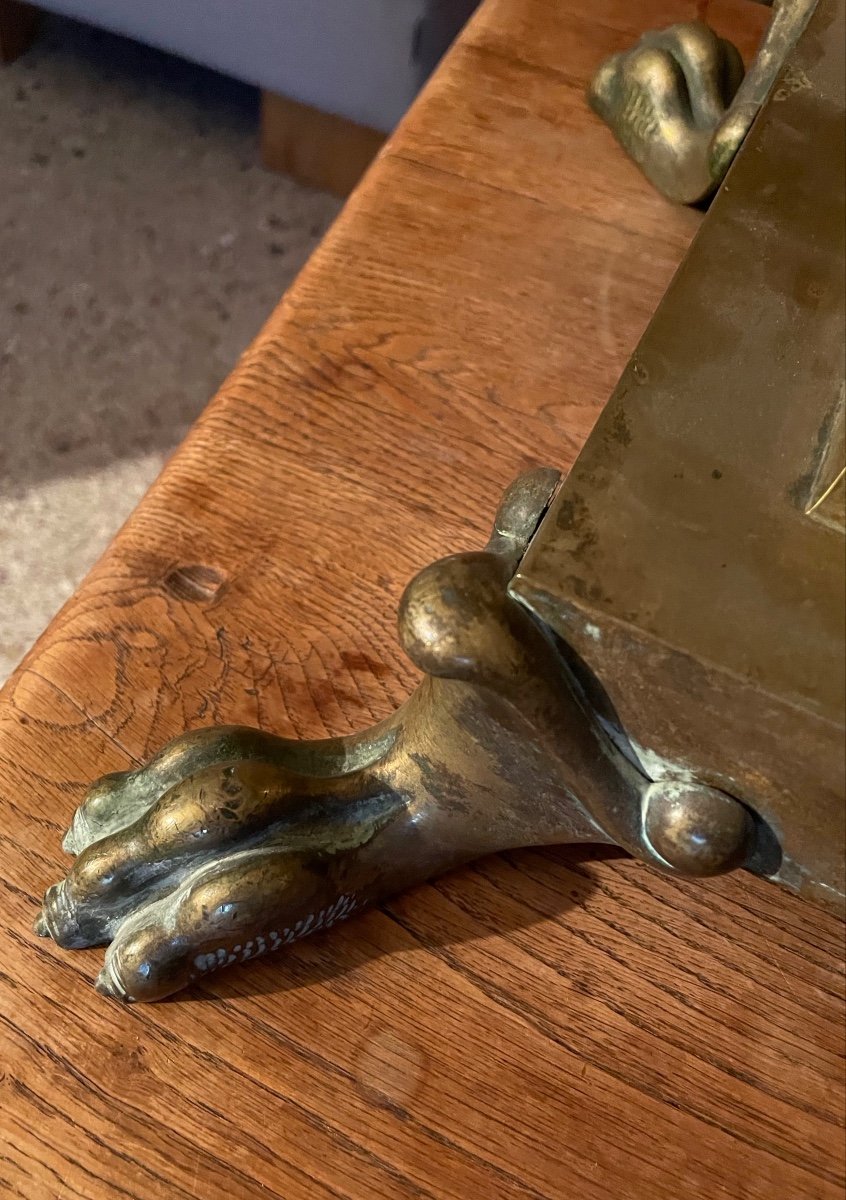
[1, 2, 842, 1198]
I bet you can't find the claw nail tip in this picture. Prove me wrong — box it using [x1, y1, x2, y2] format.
[33, 911, 51, 938]
[62, 817, 86, 857]
[95, 967, 131, 1003]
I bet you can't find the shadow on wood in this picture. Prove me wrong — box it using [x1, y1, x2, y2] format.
[175, 847, 618, 1003]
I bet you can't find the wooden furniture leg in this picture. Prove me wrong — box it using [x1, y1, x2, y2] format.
[260, 89, 385, 196]
[0, 0, 38, 63]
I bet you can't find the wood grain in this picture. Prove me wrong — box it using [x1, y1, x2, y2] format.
[1, 2, 842, 1198]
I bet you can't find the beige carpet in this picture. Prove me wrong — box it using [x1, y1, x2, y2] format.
[0, 14, 341, 681]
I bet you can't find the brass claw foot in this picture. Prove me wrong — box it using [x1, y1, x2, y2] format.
[588, 1, 817, 203]
[36, 470, 754, 1002]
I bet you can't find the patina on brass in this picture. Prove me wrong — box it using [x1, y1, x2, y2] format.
[588, 0, 817, 203]
[36, 0, 844, 1003]
[35, 469, 755, 1002]
[516, 0, 845, 911]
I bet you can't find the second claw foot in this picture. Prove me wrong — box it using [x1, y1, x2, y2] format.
[588, 20, 745, 203]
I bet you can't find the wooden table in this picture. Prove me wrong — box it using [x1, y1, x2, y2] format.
[1, 2, 842, 1197]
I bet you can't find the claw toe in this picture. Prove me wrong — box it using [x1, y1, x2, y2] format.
[39, 881, 88, 949]
[95, 962, 131, 1002]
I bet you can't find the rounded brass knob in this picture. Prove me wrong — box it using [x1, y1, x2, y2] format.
[642, 780, 753, 877]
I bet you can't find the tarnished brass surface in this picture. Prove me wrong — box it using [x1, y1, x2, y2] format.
[515, 0, 845, 912]
[588, 0, 817, 203]
[36, 470, 756, 1002]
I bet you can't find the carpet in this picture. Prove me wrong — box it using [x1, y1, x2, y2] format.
[0, 13, 340, 681]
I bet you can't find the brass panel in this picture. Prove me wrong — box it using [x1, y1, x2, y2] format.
[512, 0, 845, 910]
